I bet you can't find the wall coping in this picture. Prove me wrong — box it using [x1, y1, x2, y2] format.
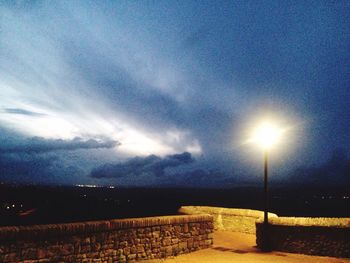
[0, 214, 213, 241]
[179, 206, 278, 218]
[256, 217, 350, 228]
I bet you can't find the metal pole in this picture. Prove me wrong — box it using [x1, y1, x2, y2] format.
[264, 150, 269, 225]
[261, 150, 270, 251]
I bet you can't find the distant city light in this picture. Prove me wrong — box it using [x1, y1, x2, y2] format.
[76, 184, 98, 188]
[75, 184, 116, 189]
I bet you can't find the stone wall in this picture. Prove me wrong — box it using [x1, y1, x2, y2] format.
[179, 206, 277, 234]
[256, 217, 350, 258]
[0, 214, 213, 263]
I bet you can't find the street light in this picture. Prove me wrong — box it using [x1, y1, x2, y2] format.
[251, 121, 283, 250]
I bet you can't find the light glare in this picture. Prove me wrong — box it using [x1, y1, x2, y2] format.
[251, 121, 283, 150]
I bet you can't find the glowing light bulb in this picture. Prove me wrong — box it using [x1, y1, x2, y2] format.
[251, 121, 283, 150]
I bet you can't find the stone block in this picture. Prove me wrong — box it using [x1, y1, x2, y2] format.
[162, 237, 171, 246]
[152, 226, 160, 232]
[151, 241, 160, 249]
[163, 246, 173, 256]
[172, 244, 180, 255]
[130, 245, 137, 254]
[80, 245, 91, 253]
[91, 242, 101, 252]
[183, 224, 189, 233]
[61, 243, 74, 255]
[123, 247, 130, 255]
[179, 241, 188, 251]
[22, 248, 37, 259]
[37, 248, 47, 259]
[3, 252, 19, 262]
[187, 238, 194, 248]
[119, 241, 128, 248]
[127, 254, 137, 261]
[137, 252, 147, 260]
[152, 231, 160, 238]
[140, 238, 149, 244]
[137, 244, 145, 253]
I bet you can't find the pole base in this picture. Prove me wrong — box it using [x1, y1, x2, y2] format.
[260, 222, 272, 252]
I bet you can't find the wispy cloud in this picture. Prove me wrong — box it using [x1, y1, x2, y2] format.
[0, 137, 119, 154]
[0, 1, 201, 157]
[3, 108, 47, 117]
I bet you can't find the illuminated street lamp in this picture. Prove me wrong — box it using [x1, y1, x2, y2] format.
[251, 121, 283, 250]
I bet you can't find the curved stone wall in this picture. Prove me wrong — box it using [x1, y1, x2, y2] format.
[179, 206, 277, 234]
[0, 214, 213, 263]
[256, 217, 350, 258]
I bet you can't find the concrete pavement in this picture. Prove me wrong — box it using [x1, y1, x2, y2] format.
[142, 231, 350, 263]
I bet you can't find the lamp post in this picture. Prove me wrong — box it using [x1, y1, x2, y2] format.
[251, 121, 283, 251]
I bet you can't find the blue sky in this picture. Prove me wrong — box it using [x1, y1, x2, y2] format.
[1, 1, 350, 187]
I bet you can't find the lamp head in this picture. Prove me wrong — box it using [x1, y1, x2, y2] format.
[251, 121, 283, 150]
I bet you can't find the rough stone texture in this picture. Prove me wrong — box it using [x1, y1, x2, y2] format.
[0, 215, 213, 263]
[262, 216, 350, 227]
[179, 206, 277, 234]
[256, 220, 350, 258]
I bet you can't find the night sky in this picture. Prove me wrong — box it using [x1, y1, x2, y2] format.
[1, 1, 350, 187]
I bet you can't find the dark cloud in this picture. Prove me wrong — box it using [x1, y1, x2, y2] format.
[0, 137, 119, 154]
[159, 169, 230, 188]
[0, 153, 57, 184]
[0, 127, 118, 185]
[0, 152, 90, 185]
[288, 149, 350, 186]
[91, 152, 194, 178]
[3, 108, 47, 117]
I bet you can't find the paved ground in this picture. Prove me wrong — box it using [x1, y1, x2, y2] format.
[143, 231, 350, 263]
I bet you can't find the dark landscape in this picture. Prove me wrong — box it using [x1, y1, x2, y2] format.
[1, 184, 349, 227]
